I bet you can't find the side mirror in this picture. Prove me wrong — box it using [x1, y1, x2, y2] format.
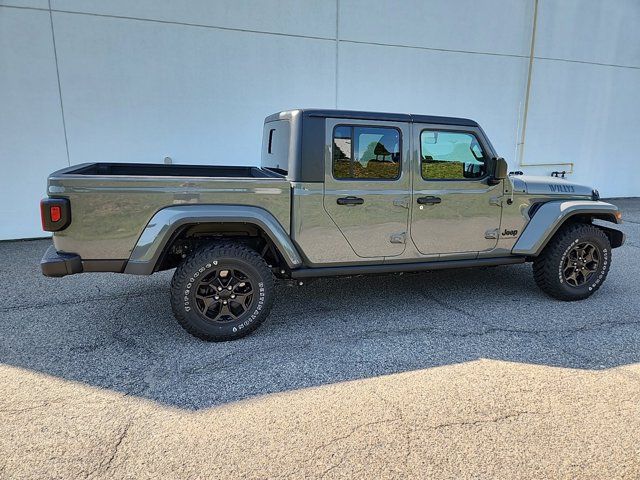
[488, 157, 508, 185]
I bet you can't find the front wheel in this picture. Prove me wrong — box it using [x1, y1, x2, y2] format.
[533, 223, 611, 301]
[170, 243, 275, 341]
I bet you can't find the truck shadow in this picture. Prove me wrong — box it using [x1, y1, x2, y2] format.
[1, 239, 639, 410]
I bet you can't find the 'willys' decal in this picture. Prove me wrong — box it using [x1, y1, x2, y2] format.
[549, 184, 575, 193]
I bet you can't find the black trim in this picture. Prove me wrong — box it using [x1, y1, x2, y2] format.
[41, 246, 127, 277]
[40, 197, 71, 232]
[299, 109, 479, 127]
[41, 245, 82, 277]
[83, 260, 127, 272]
[290, 256, 526, 278]
[299, 115, 325, 182]
[596, 225, 625, 249]
[61, 163, 277, 178]
[528, 202, 544, 219]
[125, 262, 154, 276]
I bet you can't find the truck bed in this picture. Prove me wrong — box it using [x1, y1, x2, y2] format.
[62, 162, 284, 178]
[47, 163, 291, 261]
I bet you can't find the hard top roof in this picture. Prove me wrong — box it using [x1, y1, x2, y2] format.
[266, 109, 479, 127]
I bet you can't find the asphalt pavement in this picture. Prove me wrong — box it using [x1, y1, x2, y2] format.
[1, 198, 639, 478]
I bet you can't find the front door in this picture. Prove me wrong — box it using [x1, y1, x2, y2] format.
[323, 119, 411, 258]
[410, 123, 502, 256]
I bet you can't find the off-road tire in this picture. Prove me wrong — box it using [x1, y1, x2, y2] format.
[170, 243, 274, 341]
[533, 223, 611, 301]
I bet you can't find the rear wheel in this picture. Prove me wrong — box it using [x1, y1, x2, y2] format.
[170, 243, 274, 341]
[533, 223, 611, 301]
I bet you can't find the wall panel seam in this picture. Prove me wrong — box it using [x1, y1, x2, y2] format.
[339, 39, 528, 59]
[534, 56, 640, 71]
[48, 8, 337, 42]
[0, 4, 48, 12]
[48, 0, 70, 166]
[335, 0, 339, 108]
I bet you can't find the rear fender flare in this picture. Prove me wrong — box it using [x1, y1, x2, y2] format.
[512, 200, 622, 256]
[124, 205, 302, 275]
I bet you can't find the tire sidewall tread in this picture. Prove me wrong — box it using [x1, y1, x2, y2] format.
[170, 242, 274, 341]
[533, 223, 611, 301]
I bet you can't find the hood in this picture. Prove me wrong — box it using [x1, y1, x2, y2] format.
[512, 175, 595, 198]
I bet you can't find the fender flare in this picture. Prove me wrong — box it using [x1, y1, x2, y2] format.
[124, 205, 303, 275]
[512, 200, 622, 256]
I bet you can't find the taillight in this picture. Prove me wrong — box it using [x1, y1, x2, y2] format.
[50, 206, 61, 222]
[40, 198, 70, 232]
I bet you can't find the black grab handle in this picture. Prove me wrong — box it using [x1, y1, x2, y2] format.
[417, 196, 442, 205]
[337, 196, 365, 205]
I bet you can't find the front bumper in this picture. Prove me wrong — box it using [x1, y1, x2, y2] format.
[41, 245, 83, 277]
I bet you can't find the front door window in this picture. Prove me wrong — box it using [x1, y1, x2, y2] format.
[420, 130, 487, 180]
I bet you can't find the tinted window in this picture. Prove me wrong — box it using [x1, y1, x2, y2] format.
[261, 120, 290, 173]
[421, 130, 487, 180]
[333, 126, 401, 180]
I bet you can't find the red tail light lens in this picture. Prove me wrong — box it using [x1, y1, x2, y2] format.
[50, 206, 61, 222]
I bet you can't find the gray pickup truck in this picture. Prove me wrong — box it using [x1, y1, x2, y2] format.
[41, 109, 625, 341]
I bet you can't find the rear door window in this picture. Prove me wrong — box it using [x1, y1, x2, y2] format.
[333, 126, 401, 180]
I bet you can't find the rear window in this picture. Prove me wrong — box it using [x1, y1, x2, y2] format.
[332, 125, 401, 180]
[261, 120, 290, 174]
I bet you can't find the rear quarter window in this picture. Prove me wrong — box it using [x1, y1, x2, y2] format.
[261, 120, 290, 174]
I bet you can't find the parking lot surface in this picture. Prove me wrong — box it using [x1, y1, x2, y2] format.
[1, 198, 639, 479]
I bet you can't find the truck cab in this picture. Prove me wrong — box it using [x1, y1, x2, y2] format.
[263, 109, 507, 265]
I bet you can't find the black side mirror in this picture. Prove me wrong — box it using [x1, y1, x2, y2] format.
[488, 157, 508, 185]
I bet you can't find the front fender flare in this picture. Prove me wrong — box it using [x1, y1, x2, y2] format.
[512, 200, 621, 256]
[124, 205, 303, 275]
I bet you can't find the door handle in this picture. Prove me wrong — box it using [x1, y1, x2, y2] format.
[417, 196, 442, 205]
[337, 196, 365, 206]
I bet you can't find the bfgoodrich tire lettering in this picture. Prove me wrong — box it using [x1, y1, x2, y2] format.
[533, 223, 611, 301]
[170, 243, 274, 341]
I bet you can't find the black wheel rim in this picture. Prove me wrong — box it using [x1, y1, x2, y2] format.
[194, 268, 254, 323]
[562, 242, 600, 287]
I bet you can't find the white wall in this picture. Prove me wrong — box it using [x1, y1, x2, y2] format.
[524, 0, 640, 194]
[1, 0, 639, 240]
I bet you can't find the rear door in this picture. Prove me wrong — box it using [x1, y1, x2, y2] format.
[410, 123, 502, 256]
[323, 119, 411, 258]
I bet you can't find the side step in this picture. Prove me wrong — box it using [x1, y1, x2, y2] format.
[290, 256, 526, 279]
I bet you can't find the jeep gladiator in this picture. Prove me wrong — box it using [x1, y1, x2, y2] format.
[40, 109, 625, 341]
